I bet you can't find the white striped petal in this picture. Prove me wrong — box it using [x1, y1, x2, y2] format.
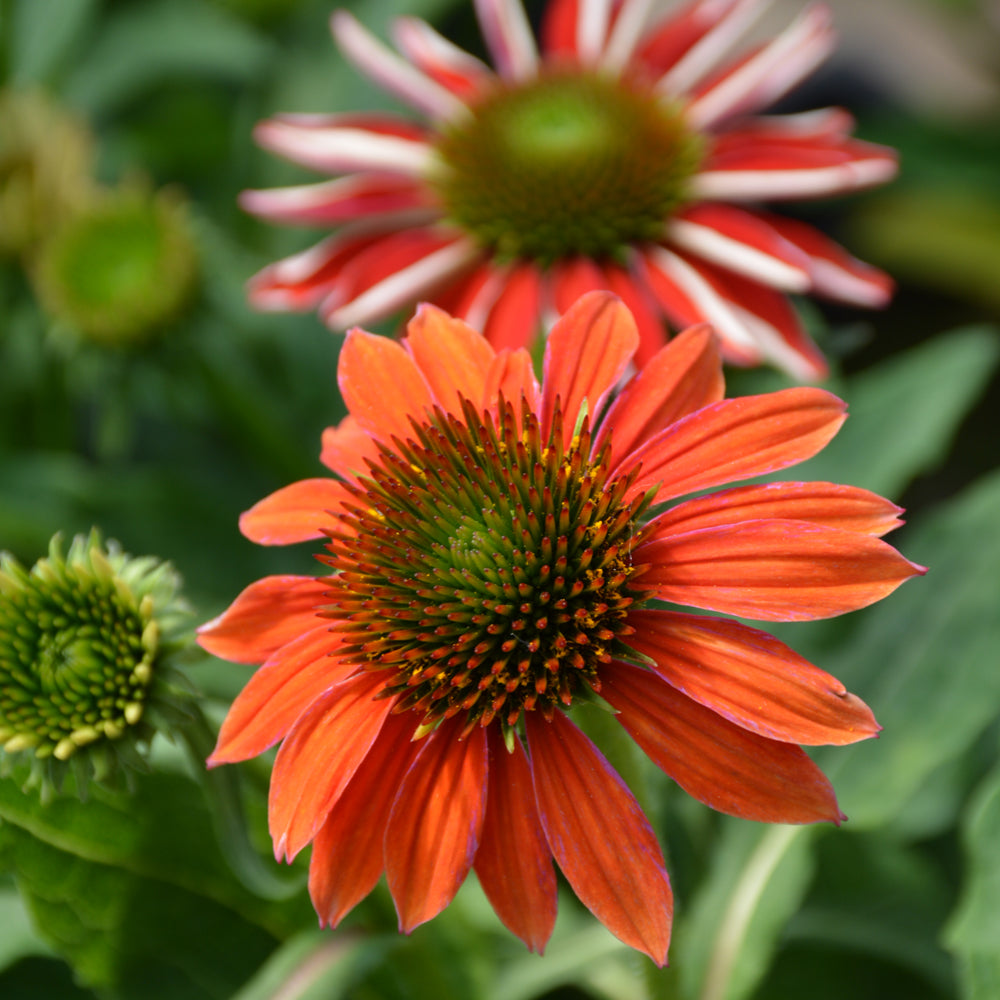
[668, 219, 811, 292]
[731, 303, 825, 381]
[474, 0, 539, 80]
[644, 246, 760, 357]
[254, 120, 434, 176]
[331, 11, 467, 121]
[602, 0, 657, 73]
[685, 5, 835, 129]
[657, 0, 771, 99]
[393, 16, 493, 91]
[691, 157, 899, 201]
[323, 238, 481, 329]
[577, 0, 613, 64]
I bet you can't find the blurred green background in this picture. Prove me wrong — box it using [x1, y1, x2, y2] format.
[1, 1, 999, 998]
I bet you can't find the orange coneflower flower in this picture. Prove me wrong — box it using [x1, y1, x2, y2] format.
[199, 292, 923, 963]
[243, 0, 897, 378]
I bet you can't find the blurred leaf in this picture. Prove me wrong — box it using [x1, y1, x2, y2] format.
[0, 769, 305, 939]
[785, 831, 955, 995]
[0, 882, 51, 972]
[945, 762, 1000, 994]
[822, 470, 1000, 827]
[853, 192, 1000, 310]
[794, 326, 1000, 498]
[3, 822, 276, 999]
[231, 929, 390, 1000]
[677, 823, 815, 1000]
[5, 0, 100, 85]
[67, 0, 275, 116]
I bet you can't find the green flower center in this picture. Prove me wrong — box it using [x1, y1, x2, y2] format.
[324, 397, 652, 738]
[0, 565, 156, 761]
[431, 70, 703, 265]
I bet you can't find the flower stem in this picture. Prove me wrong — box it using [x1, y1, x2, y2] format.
[180, 705, 305, 901]
[698, 825, 802, 1000]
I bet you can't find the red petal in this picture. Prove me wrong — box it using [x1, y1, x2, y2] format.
[540, 0, 578, 56]
[484, 348, 541, 417]
[619, 387, 846, 505]
[268, 671, 393, 861]
[404, 303, 496, 416]
[482, 262, 543, 351]
[601, 661, 843, 822]
[239, 478, 354, 545]
[626, 610, 879, 745]
[246, 229, 389, 313]
[338, 327, 433, 444]
[474, 728, 557, 953]
[635, 518, 926, 621]
[649, 481, 905, 537]
[541, 291, 639, 445]
[239, 174, 429, 227]
[598, 324, 723, 467]
[525, 711, 672, 966]
[760, 212, 894, 307]
[197, 576, 328, 664]
[322, 228, 461, 327]
[600, 261, 670, 367]
[210, 626, 356, 765]
[309, 711, 423, 927]
[385, 717, 488, 932]
[319, 415, 379, 480]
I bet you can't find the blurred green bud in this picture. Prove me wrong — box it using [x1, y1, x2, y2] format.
[0, 531, 195, 796]
[32, 185, 198, 348]
[0, 89, 96, 258]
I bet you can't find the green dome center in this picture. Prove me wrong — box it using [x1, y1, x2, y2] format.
[431, 71, 702, 265]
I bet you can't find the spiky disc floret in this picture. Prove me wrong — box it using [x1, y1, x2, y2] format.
[0, 531, 194, 795]
[322, 397, 652, 737]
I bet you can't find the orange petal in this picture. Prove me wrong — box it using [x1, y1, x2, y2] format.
[268, 670, 393, 861]
[484, 348, 541, 418]
[404, 303, 496, 416]
[541, 292, 639, 445]
[474, 728, 557, 953]
[338, 327, 433, 443]
[197, 575, 328, 664]
[619, 387, 846, 504]
[482, 262, 543, 351]
[309, 711, 423, 927]
[601, 661, 843, 824]
[635, 518, 926, 621]
[599, 260, 669, 367]
[209, 626, 355, 765]
[320, 414, 378, 479]
[626, 610, 879, 745]
[385, 717, 488, 932]
[648, 482, 905, 537]
[597, 324, 724, 466]
[525, 711, 673, 966]
[239, 478, 354, 545]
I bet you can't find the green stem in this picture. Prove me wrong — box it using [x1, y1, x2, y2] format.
[180, 705, 305, 901]
[698, 825, 801, 1000]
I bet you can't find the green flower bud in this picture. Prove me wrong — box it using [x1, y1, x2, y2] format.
[0, 531, 195, 795]
[31, 185, 198, 348]
[0, 88, 96, 258]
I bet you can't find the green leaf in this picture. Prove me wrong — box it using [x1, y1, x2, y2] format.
[66, 0, 275, 116]
[231, 929, 391, 1000]
[0, 882, 51, 973]
[677, 823, 816, 1000]
[0, 766, 312, 994]
[4, 822, 276, 999]
[793, 326, 999, 498]
[945, 762, 1000, 996]
[5, 0, 100, 85]
[785, 831, 955, 994]
[821, 471, 1000, 828]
